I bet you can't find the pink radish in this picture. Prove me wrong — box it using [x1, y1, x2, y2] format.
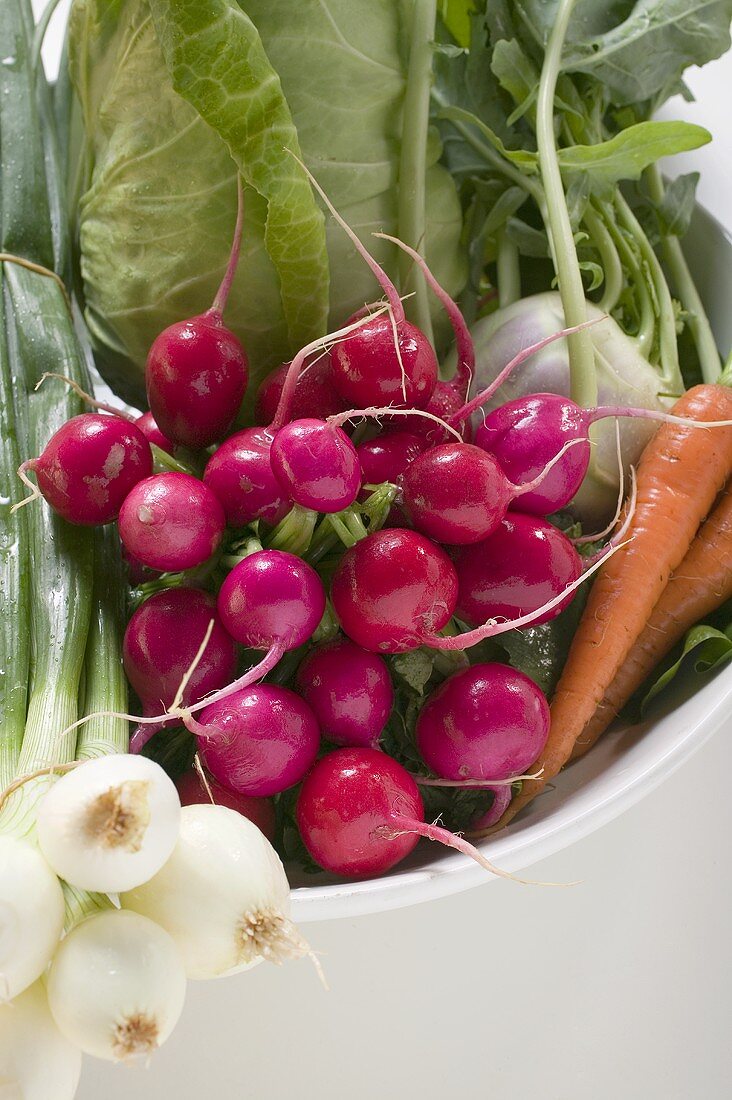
[270, 419, 361, 513]
[118, 472, 225, 572]
[296, 637, 394, 748]
[203, 427, 290, 528]
[255, 356, 343, 425]
[287, 155, 438, 412]
[356, 431, 426, 486]
[135, 412, 177, 457]
[454, 513, 582, 626]
[188, 685, 320, 797]
[14, 413, 152, 525]
[123, 588, 238, 720]
[330, 529, 458, 653]
[145, 178, 248, 449]
[400, 439, 581, 545]
[296, 747, 532, 881]
[415, 664, 550, 782]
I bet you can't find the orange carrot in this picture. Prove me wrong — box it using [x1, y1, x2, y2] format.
[473, 384, 732, 837]
[570, 481, 732, 760]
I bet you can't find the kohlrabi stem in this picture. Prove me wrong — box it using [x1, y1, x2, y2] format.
[583, 203, 623, 314]
[536, 0, 596, 408]
[645, 164, 721, 384]
[210, 174, 244, 318]
[615, 192, 684, 394]
[397, 0, 436, 343]
[596, 197, 655, 357]
[76, 528, 129, 760]
[496, 229, 522, 308]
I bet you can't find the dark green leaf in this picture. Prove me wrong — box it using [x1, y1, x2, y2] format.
[641, 623, 732, 712]
[557, 121, 711, 188]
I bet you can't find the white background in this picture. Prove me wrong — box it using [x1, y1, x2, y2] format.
[33, 4, 732, 1098]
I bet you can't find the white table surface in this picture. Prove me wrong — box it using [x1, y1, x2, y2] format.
[33, 5, 732, 1098]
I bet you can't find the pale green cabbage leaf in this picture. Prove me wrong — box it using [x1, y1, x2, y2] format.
[69, 0, 466, 406]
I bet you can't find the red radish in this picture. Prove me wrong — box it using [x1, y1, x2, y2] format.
[145, 178, 248, 449]
[472, 391, 732, 514]
[270, 419, 361, 513]
[400, 440, 580, 545]
[135, 412, 177, 456]
[330, 529, 458, 653]
[356, 431, 425, 486]
[175, 769, 276, 841]
[118, 472, 225, 572]
[395, 380, 474, 445]
[374, 233, 475, 442]
[218, 550, 325, 650]
[415, 664, 550, 782]
[203, 427, 290, 528]
[255, 356, 343, 425]
[330, 314, 438, 410]
[14, 413, 152, 525]
[296, 637, 393, 748]
[296, 748, 528, 880]
[187, 685, 320, 797]
[125, 551, 327, 729]
[454, 514, 582, 626]
[123, 587, 238, 719]
[471, 786, 512, 831]
[289, 155, 437, 411]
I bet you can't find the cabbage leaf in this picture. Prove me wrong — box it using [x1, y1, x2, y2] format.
[69, 0, 466, 405]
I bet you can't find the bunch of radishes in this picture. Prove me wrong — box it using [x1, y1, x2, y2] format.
[13, 166, 668, 896]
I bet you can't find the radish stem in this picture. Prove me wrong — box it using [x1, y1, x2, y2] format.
[210, 174, 244, 318]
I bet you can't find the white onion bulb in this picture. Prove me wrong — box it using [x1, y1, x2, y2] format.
[46, 909, 186, 1062]
[37, 754, 181, 892]
[0, 980, 82, 1100]
[122, 804, 307, 980]
[0, 836, 64, 1000]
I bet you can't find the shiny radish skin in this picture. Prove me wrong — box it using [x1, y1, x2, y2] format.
[203, 427, 290, 528]
[330, 314, 438, 410]
[123, 588, 238, 717]
[146, 312, 248, 450]
[475, 393, 591, 514]
[175, 769, 276, 841]
[270, 419, 361, 513]
[415, 664, 550, 782]
[401, 443, 514, 545]
[296, 748, 424, 877]
[454, 514, 582, 627]
[356, 431, 425, 486]
[25, 414, 152, 525]
[394, 381, 473, 445]
[135, 412, 177, 456]
[118, 472, 225, 572]
[255, 357, 343, 425]
[296, 637, 394, 748]
[192, 685, 321, 797]
[330, 528, 458, 653]
[217, 550, 326, 650]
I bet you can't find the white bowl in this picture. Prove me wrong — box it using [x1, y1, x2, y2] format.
[290, 205, 732, 924]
